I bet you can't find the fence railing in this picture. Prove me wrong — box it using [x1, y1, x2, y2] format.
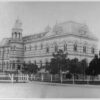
[28, 73, 100, 85]
[0, 73, 100, 85]
[0, 73, 29, 83]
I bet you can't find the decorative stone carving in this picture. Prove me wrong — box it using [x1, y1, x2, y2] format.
[53, 25, 63, 35]
[78, 25, 88, 35]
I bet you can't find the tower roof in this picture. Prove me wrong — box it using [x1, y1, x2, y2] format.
[13, 18, 22, 29]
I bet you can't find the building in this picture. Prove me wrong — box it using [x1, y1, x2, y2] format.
[0, 19, 98, 72]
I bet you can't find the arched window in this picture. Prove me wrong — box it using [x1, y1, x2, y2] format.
[83, 46, 86, 53]
[54, 43, 58, 52]
[35, 45, 37, 50]
[41, 43, 43, 50]
[24, 45, 26, 51]
[28, 61, 31, 64]
[45, 58, 48, 65]
[40, 60, 42, 67]
[12, 61, 15, 69]
[0, 49, 1, 55]
[73, 43, 77, 52]
[34, 60, 36, 65]
[7, 48, 9, 53]
[91, 47, 95, 54]
[30, 45, 31, 51]
[19, 33, 21, 39]
[46, 46, 49, 53]
[3, 62, 5, 70]
[12, 45, 16, 50]
[64, 43, 67, 51]
[15, 32, 17, 38]
[7, 62, 9, 69]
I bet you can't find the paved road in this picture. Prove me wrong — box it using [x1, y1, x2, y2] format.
[0, 81, 100, 98]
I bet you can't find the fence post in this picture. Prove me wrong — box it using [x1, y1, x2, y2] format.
[73, 74, 74, 84]
[41, 74, 44, 81]
[61, 74, 63, 83]
[87, 76, 90, 84]
[27, 74, 29, 82]
[11, 74, 14, 83]
[51, 74, 52, 82]
[31, 74, 32, 81]
[33, 75, 36, 80]
[87, 77, 88, 84]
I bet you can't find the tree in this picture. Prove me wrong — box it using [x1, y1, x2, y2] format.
[22, 62, 38, 75]
[97, 57, 100, 74]
[85, 55, 99, 78]
[79, 59, 88, 77]
[68, 58, 82, 79]
[49, 49, 68, 75]
[49, 58, 59, 75]
[69, 58, 79, 74]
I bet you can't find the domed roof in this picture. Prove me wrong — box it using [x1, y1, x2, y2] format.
[14, 18, 22, 29]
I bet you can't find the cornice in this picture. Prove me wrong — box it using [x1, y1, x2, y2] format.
[24, 33, 98, 44]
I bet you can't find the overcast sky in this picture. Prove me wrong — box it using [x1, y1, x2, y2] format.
[0, 2, 100, 49]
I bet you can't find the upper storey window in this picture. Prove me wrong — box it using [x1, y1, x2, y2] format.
[73, 43, 77, 52]
[0, 49, 2, 55]
[55, 44, 58, 52]
[30, 45, 32, 51]
[14, 46, 16, 50]
[11, 45, 16, 50]
[41, 43, 43, 50]
[46, 46, 49, 53]
[83, 46, 86, 53]
[35, 45, 37, 50]
[91, 47, 95, 54]
[7, 48, 9, 54]
[64, 43, 67, 51]
[24, 46, 26, 51]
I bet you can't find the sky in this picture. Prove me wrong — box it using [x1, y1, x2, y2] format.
[0, 2, 100, 49]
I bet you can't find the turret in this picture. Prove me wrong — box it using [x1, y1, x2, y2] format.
[12, 18, 23, 40]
